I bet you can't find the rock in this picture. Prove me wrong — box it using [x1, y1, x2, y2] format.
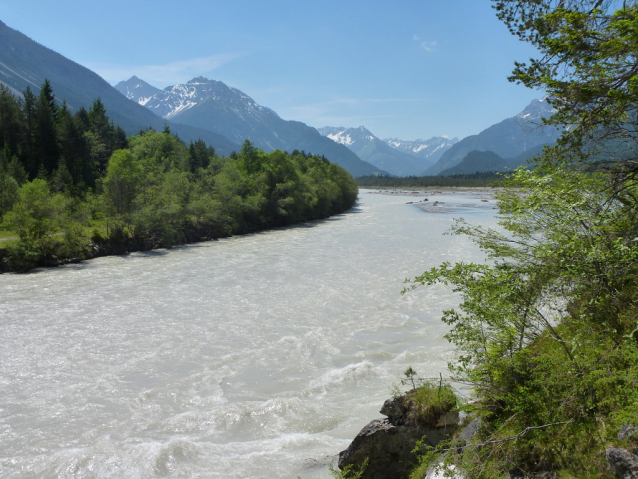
[339, 393, 458, 479]
[456, 418, 481, 446]
[338, 418, 450, 479]
[619, 424, 638, 441]
[436, 411, 460, 428]
[380, 395, 408, 423]
[606, 448, 638, 478]
[424, 418, 480, 479]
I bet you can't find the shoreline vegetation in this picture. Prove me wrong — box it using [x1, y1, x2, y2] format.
[0, 82, 358, 273]
[337, 1, 638, 478]
[356, 172, 502, 188]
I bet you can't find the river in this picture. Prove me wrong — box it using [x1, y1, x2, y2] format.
[0, 189, 497, 478]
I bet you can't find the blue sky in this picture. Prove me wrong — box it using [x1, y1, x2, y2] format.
[0, 0, 543, 141]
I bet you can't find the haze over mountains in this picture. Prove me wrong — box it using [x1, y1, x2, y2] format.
[384, 136, 459, 164]
[317, 99, 559, 177]
[114, 75, 558, 178]
[115, 76, 384, 177]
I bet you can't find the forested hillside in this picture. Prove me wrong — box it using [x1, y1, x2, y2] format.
[0, 82, 358, 272]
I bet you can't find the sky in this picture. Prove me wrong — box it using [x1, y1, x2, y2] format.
[0, 0, 544, 141]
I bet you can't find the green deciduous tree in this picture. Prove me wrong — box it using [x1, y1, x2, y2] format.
[102, 149, 142, 217]
[4, 178, 67, 241]
[403, 2, 638, 476]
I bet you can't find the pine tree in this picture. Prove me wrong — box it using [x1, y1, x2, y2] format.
[35, 79, 59, 175]
[57, 102, 88, 186]
[39, 79, 58, 120]
[0, 85, 22, 158]
[21, 86, 38, 178]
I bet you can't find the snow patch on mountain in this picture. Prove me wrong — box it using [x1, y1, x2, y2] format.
[115, 75, 279, 122]
[515, 97, 556, 122]
[327, 131, 354, 146]
[383, 136, 460, 161]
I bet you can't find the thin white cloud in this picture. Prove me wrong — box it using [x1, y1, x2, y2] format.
[83, 53, 245, 88]
[413, 35, 436, 52]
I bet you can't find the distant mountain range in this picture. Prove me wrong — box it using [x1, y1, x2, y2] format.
[437, 144, 549, 176]
[318, 99, 558, 178]
[0, 19, 383, 177]
[0, 20, 239, 155]
[317, 126, 445, 176]
[425, 99, 560, 175]
[0, 18, 562, 179]
[115, 76, 384, 177]
[384, 136, 459, 164]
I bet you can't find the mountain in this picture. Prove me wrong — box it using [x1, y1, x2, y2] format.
[437, 143, 551, 176]
[438, 150, 511, 175]
[115, 76, 384, 177]
[114, 75, 161, 106]
[425, 99, 560, 175]
[383, 136, 459, 164]
[317, 126, 430, 176]
[0, 20, 239, 155]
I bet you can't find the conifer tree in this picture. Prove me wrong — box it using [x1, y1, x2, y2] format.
[88, 98, 109, 139]
[35, 79, 59, 174]
[57, 102, 88, 185]
[21, 86, 38, 178]
[0, 85, 22, 157]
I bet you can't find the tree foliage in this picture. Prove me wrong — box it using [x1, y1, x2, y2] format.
[494, 0, 638, 165]
[0, 82, 358, 271]
[405, 1, 638, 476]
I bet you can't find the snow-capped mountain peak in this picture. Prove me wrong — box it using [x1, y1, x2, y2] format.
[115, 76, 280, 121]
[383, 136, 459, 161]
[113, 75, 383, 177]
[317, 126, 458, 176]
[515, 97, 556, 121]
[319, 126, 377, 147]
[114, 76, 162, 106]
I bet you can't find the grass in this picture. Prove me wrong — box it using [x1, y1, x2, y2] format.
[404, 381, 458, 427]
[0, 228, 17, 239]
[0, 228, 18, 249]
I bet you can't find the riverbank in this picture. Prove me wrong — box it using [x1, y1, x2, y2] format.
[0, 205, 348, 273]
[362, 187, 496, 214]
[1, 136, 359, 274]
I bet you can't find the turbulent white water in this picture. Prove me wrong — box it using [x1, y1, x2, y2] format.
[0, 189, 497, 479]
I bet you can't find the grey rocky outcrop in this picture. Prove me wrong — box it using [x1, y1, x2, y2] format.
[423, 418, 481, 479]
[338, 393, 459, 479]
[606, 448, 638, 479]
[619, 424, 638, 441]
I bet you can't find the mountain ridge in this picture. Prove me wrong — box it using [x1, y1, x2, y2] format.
[115, 76, 384, 177]
[0, 20, 240, 155]
[425, 98, 559, 175]
[384, 136, 459, 164]
[318, 126, 432, 176]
